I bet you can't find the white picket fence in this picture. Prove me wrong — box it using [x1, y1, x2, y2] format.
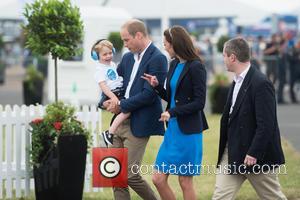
[0, 104, 104, 199]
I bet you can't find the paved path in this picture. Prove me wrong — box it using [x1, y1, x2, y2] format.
[277, 104, 300, 151]
[0, 65, 24, 106]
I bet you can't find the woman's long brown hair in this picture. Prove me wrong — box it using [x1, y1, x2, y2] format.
[164, 26, 201, 62]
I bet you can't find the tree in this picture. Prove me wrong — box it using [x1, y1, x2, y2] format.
[23, 0, 84, 102]
[0, 34, 3, 48]
[108, 32, 123, 53]
[216, 35, 230, 53]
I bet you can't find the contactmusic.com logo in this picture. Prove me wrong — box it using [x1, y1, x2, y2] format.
[92, 148, 128, 187]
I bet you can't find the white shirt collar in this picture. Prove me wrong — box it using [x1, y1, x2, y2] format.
[233, 64, 251, 83]
[134, 41, 152, 61]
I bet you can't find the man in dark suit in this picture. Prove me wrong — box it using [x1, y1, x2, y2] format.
[105, 19, 167, 200]
[212, 37, 286, 200]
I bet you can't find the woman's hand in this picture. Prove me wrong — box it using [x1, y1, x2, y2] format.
[141, 73, 159, 87]
[159, 111, 170, 122]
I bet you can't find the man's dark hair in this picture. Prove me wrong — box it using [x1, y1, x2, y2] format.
[224, 37, 250, 62]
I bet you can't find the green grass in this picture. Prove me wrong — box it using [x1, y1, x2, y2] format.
[8, 112, 300, 199]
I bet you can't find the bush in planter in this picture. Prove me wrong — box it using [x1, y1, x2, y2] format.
[209, 73, 230, 114]
[216, 35, 230, 53]
[23, 53, 49, 78]
[108, 32, 123, 62]
[23, 65, 44, 105]
[0, 35, 5, 84]
[0, 60, 5, 84]
[37, 55, 48, 77]
[29, 102, 91, 200]
[108, 32, 123, 53]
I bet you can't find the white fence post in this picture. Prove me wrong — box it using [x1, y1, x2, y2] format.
[14, 105, 22, 197]
[5, 105, 13, 198]
[0, 104, 102, 199]
[23, 105, 31, 196]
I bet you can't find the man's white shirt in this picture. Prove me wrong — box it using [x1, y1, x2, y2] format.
[124, 42, 152, 99]
[230, 65, 251, 114]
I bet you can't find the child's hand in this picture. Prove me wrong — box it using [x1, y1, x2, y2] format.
[111, 97, 119, 106]
[106, 99, 120, 114]
[141, 73, 159, 87]
[103, 100, 110, 108]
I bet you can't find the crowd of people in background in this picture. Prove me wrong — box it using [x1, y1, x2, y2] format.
[2, 25, 300, 105]
[192, 33, 300, 104]
[249, 33, 300, 104]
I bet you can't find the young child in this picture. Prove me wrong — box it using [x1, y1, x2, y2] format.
[92, 39, 130, 147]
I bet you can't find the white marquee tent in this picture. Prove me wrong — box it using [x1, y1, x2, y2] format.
[1, 0, 270, 25]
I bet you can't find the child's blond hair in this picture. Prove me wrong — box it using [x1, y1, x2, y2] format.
[94, 40, 114, 54]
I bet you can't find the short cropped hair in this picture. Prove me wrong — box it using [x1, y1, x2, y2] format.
[224, 37, 250, 62]
[122, 19, 148, 37]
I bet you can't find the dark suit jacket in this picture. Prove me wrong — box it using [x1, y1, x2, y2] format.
[117, 43, 168, 137]
[154, 59, 208, 134]
[217, 66, 285, 172]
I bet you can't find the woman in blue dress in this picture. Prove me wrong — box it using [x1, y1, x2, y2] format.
[142, 26, 208, 200]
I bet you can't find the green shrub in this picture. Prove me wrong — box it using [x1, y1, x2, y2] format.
[209, 73, 230, 107]
[24, 65, 44, 91]
[108, 32, 123, 52]
[216, 35, 230, 53]
[29, 101, 91, 166]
